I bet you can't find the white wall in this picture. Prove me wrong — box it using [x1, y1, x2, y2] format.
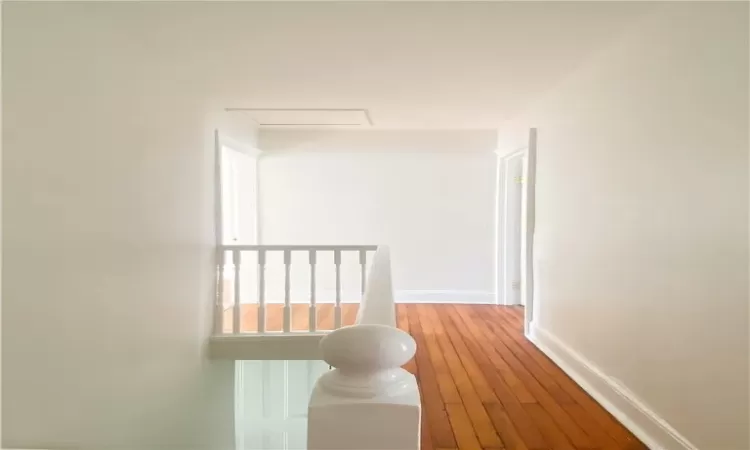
[257, 130, 497, 303]
[2, 3, 234, 449]
[500, 3, 749, 449]
[0, 3, 4, 445]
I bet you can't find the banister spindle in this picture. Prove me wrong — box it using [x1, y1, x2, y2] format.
[257, 249, 266, 333]
[233, 250, 241, 334]
[309, 250, 317, 332]
[359, 249, 367, 296]
[283, 250, 292, 333]
[215, 250, 225, 334]
[334, 250, 342, 329]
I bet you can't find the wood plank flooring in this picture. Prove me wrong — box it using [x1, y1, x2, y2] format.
[401, 304, 647, 450]
[223, 303, 359, 333]
[227, 303, 647, 450]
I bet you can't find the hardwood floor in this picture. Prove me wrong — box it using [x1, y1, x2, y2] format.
[223, 303, 360, 333]
[227, 303, 646, 450]
[400, 304, 647, 450]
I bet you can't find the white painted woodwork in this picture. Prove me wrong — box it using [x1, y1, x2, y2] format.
[359, 249, 367, 295]
[210, 334, 328, 360]
[220, 142, 261, 245]
[496, 128, 537, 319]
[215, 251, 226, 335]
[233, 250, 242, 334]
[257, 249, 266, 333]
[283, 249, 292, 333]
[309, 250, 317, 332]
[212, 245, 421, 450]
[334, 250, 342, 329]
[308, 246, 421, 450]
[522, 128, 537, 334]
[503, 150, 524, 306]
[214, 244, 377, 337]
[223, 245, 378, 251]
[214, 130, 225, 335]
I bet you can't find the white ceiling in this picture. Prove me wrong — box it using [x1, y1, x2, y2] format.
[210, 2, 658, 129]
[228, 108, 373, 128]
[7, 1, 659, 129]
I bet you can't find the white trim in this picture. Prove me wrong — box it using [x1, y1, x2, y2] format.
[230, 289, 495, 305]
[494, 154, 505, 305]
[210, 333, 326, 360]
[522, 128, 537, 334]
[501, 150, 525, 307]
[220, 244, 378, 251]
[527, 324, 698, 450]
[395, 290, 494, 304]
[496, 129, 537, 323]
[254, 153, 262, 245]
[496, 126, 531, 157]
[496, 146, 527, 160]
[214, 130, 225, 335]
[221, 133, 262, 158]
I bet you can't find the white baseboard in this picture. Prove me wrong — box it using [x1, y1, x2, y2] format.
[527, 323, 697, 450]
[394, 290, 495, 304]
[240, 290, 495, 305]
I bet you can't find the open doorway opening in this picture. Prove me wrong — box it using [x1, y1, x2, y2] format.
[502, 150, 525, 307]
[496, 128, 537, 334]
[220, 141, 260, 246]
[215, 131, 261, 314]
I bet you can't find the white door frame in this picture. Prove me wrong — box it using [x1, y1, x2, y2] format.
[213, 129, 263, 333]
[495, 128, 537, 334]
[217, 133, 263, 246]
[498, 150, 525, 307]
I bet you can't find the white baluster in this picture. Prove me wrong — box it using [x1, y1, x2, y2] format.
[334, 250, 342, 329]
[233, 250, 241, 334]
[257, 249, 266, 333]
[309, 250, 317, 332]
[283, 249, 292, 333]
[215, 250, 225, 334]
[359, 249, 367, 295]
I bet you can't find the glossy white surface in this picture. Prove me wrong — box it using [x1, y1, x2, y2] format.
[320, 325, 415, 374]
[236, 359, 419, 450]
[237, 360, 329, 450]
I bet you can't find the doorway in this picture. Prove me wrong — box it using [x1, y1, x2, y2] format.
[215, 131, 262, 313]
[502, 150, 525, 307]
[496, 128, 537, 334]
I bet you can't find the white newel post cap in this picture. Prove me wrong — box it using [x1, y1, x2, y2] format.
[317, 324, 417, 398]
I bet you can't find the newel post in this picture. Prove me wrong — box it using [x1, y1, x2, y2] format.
[307, 324, 421, 450]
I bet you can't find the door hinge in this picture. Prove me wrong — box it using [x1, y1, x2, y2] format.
[512, 281, 521, 290]
[514, 176, 524, 184]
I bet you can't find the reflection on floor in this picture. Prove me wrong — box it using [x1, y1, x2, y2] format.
[237, 359, 329, 450]
[235, 304, 646, 450]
